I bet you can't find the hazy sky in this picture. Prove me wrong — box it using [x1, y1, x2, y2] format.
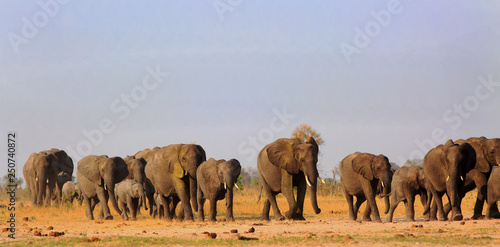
[1, 1, 500, 179]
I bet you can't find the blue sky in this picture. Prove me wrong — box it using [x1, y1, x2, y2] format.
[1, 1, 500, 179]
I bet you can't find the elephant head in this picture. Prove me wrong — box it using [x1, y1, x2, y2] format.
[217, 159, 241, 207]
[26, 152, 59, 206]
[77, 155, 129, 217]
[442, 140, 476, 214]
[163, 144, 206, 212]
[352, 153, 393, 214]
[267, 137, 321, 214]
[75, 183, 84, 206]
[124, 156, 148, 211]
[482, 138, 500, 170]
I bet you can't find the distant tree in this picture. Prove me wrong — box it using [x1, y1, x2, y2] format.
[291, 124, 324, 146]
[239, 167, 260, 188]
[1, 172, 23, 190]
[390, 162, 400, 171]
[404, 158, 423, 167]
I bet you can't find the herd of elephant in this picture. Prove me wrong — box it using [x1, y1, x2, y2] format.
[22, 136, 500, 223]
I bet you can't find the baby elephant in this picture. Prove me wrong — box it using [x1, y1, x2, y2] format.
[61, 181, 84, 205]
[197, 158, 241, 221]
[115, 179, 145, 220]
[387, 166, 428, 222]
[486, 167, 500, 219]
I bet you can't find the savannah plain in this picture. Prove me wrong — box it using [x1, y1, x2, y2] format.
[1, 186, 500, 246]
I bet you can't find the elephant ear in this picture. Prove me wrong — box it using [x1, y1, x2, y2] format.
[475, 139, 491, 173]
[77, 156, 102, 185]
[408, 167, 419, 189]
[164, 145, 185, 178]
[111, 157, 129, 183]
[442, 140, 456, 171]
[460, 142, 477, 173]
[306, 137, 319, 155]
[266, 139, 299, 174]
[228, 159, 242, 181]
[196, 145, 207, 164]
[352, 153, 374, 180]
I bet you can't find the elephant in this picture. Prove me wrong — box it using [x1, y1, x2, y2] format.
[77, 155, 129, 220]
[257, 137, 321, 221]
[115, 179, 145, 220]
[61, 181, 83, 205]
[123, 156, 148, 212]
[23, 148, 73, 206]
[197, 158, 241, 221]
[486, 166, 500, 219]
[340, 152, 393, 222]
[453, 137, 500, 219]
[134, 147, 161, 217]
[423, 139, 476, 221]
[386, 166, 428, 222]
[145, 144, 206, 221]
[54, 171, 72, 203]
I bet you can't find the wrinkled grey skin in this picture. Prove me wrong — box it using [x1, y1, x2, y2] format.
[387, 166, 428, 222]
[115, 179, 145, 220]
[257, 137, 321, 221]
[145, 144, 206, 221]
[340, 152, 393, 222]
[123, 156, 148, 212]
[423, 140, 476, 221]
[23, 149, 73, 207]
[486, 167, 500, 219]
[61, 181, 83, 205]
[154, 192, 166, 219]
[453, 137, 500, 219]
[77, 155, 129, 220]
[197, 158, 241, 221]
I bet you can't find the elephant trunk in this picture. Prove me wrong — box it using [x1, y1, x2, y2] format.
[141, 187, 148, 211]
[36, 168, 48, 207]
[189, 175, 198, 213]
[307, 181, 321, 214]
[105, 178, 122, 216]
[383, 183, 390, 214]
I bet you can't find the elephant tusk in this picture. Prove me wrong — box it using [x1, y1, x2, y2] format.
[460, 176, 464, 181]
[381, 181, 385, 188]
[234, 183, 239, 189]
[185, 170, 188, 176]
[104, 184, 107, 191]
[446, 176, 449, 182]
[224, 183, 227, 190]
[47, 179, 49, 183]
[318, 174, 326, 184]
[36, 177, 38, 182]
[306, 176, 312, 187]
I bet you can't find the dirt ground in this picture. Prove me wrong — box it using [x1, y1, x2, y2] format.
[1, 192, 500, 246]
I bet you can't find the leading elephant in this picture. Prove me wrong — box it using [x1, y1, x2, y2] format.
[145, 144, 206, 221]
[197, 158, 241, 221]
[340, 152, 393, 222]
[23, 148, 73, 207]
[423, 139, 476, 221]
[257, 137, 321, 221]
[454, 137, 500, 219]
[77, 155, 129, 220]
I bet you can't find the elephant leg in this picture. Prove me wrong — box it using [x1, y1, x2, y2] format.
[387, 198, 399, 222]
[129, 198, 137, 221]
[419, 192, 430, 221]
[281, 173, 297, 220]
[96, 188, 112, 220]
[197, 186, 205, 221]
[160, 195, 172, 221]
[343, 187, 356, 221]
[261, 198, 271, 221]
[294, 182, 306, 220]
[173, 180, 193, 221]
[353, 195, 366, 221]
[362, 180, 381, 222]
[434, 193, 446, 221]
[120, 200, 128, 220]
[406, 195, 416, 222]
[362, 202, 372, 221]
[84, 196, 94, 220]
[209, 198, 217, 222]
[262, 184, 284, 220]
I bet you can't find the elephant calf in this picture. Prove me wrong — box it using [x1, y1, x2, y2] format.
[387, 166, 428, 222]
[486, 167, 500, 219]
[197, 158, 241, 221]
[61, 181, 83, 205]
[115, 179, 145, 220]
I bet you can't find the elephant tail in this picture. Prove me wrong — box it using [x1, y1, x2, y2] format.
[256, 186, 263, 203]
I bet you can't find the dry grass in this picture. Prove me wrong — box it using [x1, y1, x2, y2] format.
[0, 187, 498, 246]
